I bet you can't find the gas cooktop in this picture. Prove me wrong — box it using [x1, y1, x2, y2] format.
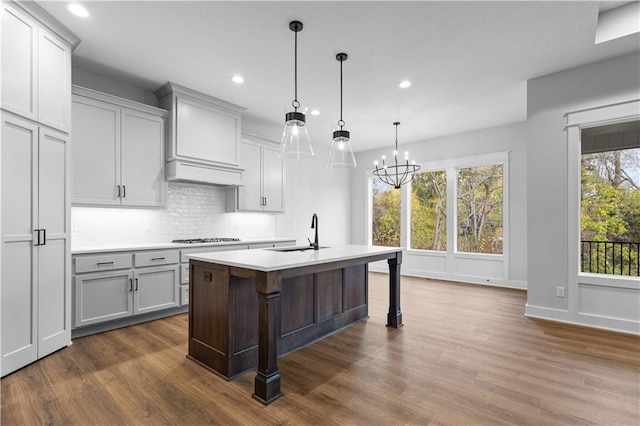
[171, 238, 241, 244]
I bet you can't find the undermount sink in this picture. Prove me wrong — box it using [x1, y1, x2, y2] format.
[268, 246, 329, 252]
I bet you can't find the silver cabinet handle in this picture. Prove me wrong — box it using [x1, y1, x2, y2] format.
[151, 257, 165, 261]
[97, 261, 114, 266]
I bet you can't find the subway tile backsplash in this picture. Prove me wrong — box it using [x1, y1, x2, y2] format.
[71, 182, 276, 247]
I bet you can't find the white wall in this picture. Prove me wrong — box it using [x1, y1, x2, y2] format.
[277, 143, 352, 246]
[526, 52, 640, 334]
[351, 121, 528, 287]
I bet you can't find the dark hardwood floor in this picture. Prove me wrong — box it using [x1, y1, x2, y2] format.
[2, 273, 639, 425]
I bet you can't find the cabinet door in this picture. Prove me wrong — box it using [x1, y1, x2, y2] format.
[121, 109, 166, 207]
[262, 146, 285, 212]
[134, 266, 179, 315]
[71, 97, 121, 205]
[37, 128, 71, 357]
[1, 114, 38, 376]
[74, 271, 134, 327]
[237, 141, 263, 211]
[1, 3, 37, 120]
[37, 26, 71, 132]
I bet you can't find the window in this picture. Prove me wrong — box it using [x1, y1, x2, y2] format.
[410, 170, 446, 250]
[456, 165, 504, 254]
[581, 146, 640, 276]
[371, 176, 400, 247]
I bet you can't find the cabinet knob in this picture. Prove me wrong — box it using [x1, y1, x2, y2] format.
[204, 271, 213, 281]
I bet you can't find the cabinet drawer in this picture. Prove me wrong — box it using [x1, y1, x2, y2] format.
[74, 253, 132, 273]
[135, 250, 179, 267]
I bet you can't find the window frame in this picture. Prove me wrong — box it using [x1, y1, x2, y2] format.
[407, 152, 510, 260]
[566, 100, 640, 292]
[366, 151, 510, 282]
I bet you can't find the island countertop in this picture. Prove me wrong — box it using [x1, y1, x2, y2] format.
[186, 244, 403, 272]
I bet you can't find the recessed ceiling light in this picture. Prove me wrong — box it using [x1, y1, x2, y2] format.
[310, 109, 320, 116]
[67, 3, 89, 18]
[399, 80, 412, 89]
[231, 75, 244, 84]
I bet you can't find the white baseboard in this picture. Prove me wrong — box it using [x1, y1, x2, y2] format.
[375, 265, 527, 290]
[525, 304, 640, 335]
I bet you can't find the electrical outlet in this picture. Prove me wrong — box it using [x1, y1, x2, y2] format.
[556, 286, 565, 298]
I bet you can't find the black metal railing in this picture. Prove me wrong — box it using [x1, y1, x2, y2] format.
[581, 241, 640, 276]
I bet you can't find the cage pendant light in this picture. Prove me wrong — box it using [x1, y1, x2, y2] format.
[327, 53, 357, 170]
[373, 122, 421, 188]
[280, 20, 313, 159]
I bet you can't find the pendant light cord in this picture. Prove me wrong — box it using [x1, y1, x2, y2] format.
[293, 29, 298, 112]
[339, 58, 343, 129]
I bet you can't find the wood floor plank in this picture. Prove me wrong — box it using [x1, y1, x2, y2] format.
[2, 274, 639, 425]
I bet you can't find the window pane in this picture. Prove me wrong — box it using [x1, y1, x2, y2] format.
[581, 147, 640, 276]
[411, 171, 447, 251]
[372, 177, 400, 247]
[457, 165, 503, 254]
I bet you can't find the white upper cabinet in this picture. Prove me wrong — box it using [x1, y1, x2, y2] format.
[1, 1, 73, 132]
[120, 109, 166, 206]
[1, 3, 36, 120]
[227, 134, 285, 213]
[71, 86, 167, 207]
[72, 95, 121, 205]
[37, 26, 71, 131]
[155, 82, 246, 186]
[262, 145, 285, 212]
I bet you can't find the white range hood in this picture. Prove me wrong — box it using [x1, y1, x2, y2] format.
[155, 82, 246, 186]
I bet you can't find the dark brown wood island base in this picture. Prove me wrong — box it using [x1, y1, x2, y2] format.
[186, 245, 403, 405]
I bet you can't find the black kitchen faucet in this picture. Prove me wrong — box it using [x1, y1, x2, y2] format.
[309, 213, 319, 250]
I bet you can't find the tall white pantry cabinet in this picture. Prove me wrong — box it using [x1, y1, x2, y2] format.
[1, 1, 79, 376]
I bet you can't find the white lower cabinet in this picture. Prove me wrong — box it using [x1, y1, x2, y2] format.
[74, 270, 134, 327]
[72, 242, 295, 333]
[134, 266, 180, 315]
[73, 250, 179, 329]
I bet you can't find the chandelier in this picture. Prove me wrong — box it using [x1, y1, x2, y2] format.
[372, 122, 420, 188]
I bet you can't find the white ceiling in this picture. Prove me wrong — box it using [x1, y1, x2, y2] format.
[38, 0, 640, 152]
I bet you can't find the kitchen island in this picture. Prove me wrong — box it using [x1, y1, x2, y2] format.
[187, 244, 403, 405]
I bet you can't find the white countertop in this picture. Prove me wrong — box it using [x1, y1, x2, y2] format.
[186, 244, 403, 272]
[71, 237, 297, 254]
